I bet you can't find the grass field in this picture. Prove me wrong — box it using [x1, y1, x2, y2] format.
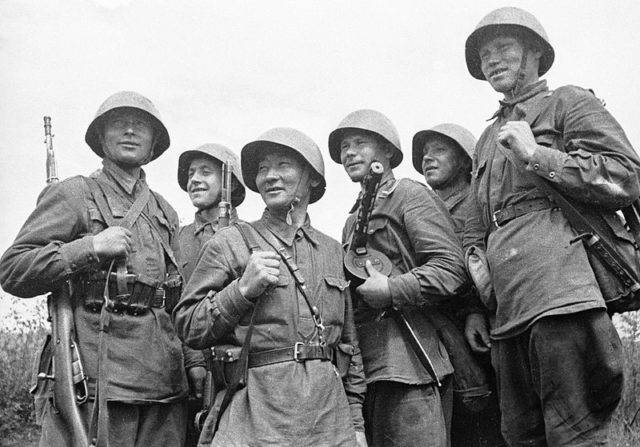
[2, 293, 640, 445]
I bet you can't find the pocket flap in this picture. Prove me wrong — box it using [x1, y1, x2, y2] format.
[325, 276, 349, 291]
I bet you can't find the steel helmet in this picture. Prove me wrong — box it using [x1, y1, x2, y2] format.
[465, 7, 555, 80]
[328, 109, 403, 168]
[241, 127, 326, 204]
[85, 91, 170, 161]
[177, 143, 246, 207]
[412, 123, 477, 174]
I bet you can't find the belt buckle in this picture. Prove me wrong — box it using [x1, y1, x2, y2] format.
[293, 342, 304, 362]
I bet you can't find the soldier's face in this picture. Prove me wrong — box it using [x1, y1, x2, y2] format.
[422, 135, 469, 190]
[100, 108, 154, 167]
[187, 156, 223, 211]
[479, 35, 540, 95]
[340, 131, 391, 183]
[255, 147, 311, 212]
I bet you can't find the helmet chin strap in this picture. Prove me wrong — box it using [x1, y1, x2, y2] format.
[285, 167, 312, 226]
[510, 49, 529, 99]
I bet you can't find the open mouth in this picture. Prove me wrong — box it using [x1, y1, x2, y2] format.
[265, 186, 284, 193]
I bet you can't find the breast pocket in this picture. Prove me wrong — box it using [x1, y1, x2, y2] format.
[319, 276, 349, 327]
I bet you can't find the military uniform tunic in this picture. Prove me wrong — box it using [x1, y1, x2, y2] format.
[174, 209, 366, 446]
[0, 159, 188, 445]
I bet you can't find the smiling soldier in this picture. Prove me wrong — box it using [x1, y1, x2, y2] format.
[176, 144, 246, 446]
[174, 128, 367, 446]
[463, 7, 640, 445]
[0, 91, 189, 446]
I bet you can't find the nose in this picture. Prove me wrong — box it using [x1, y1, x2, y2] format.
[341, 143, 356, 161]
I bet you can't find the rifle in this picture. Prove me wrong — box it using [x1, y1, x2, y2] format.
[194, 158, 235, 433]
[39, 116, 90, 446]
[344, 161, 440, 385]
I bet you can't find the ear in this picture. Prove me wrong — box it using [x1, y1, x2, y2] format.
[310, 173, 321, 188]
[383, 143, 394, 161]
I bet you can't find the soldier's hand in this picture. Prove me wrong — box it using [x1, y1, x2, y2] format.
[92, 227, 133, 260]
[238, 251, 281, 300]
[465, 312, 491, 353]
[497, 121, 537, 164]
[187, 366, 207, 400]
[356, 260, 392, 309]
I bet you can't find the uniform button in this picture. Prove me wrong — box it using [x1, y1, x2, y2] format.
[532, 163, 540, 170]
[549, 171, 556, 178]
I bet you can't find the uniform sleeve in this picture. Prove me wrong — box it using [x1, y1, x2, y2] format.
[388, 186, 468, 308]
[0, 180, 101, 297]
[339, 284, 366, 432]
[173, 230, 254, 350]
[526, 86, 640, 209]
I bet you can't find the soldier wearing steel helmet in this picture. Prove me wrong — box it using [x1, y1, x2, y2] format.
[462, 7, 640, 445]
[174, 128, 367, 446]
[0, 91, 189, 446]
[413, 124, 505, 447]
[329, 110, 468, 446]
[176, 143, 246, 446]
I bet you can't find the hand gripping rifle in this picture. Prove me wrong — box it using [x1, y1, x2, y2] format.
[40, 116, 90, 446]
[345, 161, 441, 386]
[194, 159, 235, 433]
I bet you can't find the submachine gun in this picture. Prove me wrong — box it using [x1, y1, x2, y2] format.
[194, 159, 236, 434]
[38, 116, 90, 446]
[344, 161, 442, 386]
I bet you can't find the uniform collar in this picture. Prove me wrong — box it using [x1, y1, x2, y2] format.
[489, 80, 549, 120]
[101, 158, 146, 195]
[261, 208, 318, 247]
[192, 208, 239, 236]
[349, 170, 398, 213]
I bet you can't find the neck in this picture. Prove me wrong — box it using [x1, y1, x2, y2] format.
[115, 162, 142, 178]
[433, 174, 469, 200]
[269, 202, 308, 228]
[198, 205, 220, 224]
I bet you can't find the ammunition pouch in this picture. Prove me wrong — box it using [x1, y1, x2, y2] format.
[79, 271, 182, 315]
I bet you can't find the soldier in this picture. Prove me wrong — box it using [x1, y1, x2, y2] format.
[173, 128, 367, 446]
[176, 144, 246, 446]
[0, 91, 189, 446]
[463, 7, 640, 445]
[329, 110, 468, 446]
[412, 124, 504, 447]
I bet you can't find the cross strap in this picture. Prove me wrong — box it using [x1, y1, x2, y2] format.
[239, 221, 326, 346]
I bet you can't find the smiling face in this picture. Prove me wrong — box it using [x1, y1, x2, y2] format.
[100, 107, 155, 168]
[255, 146, 312, 213]
[479, 33, 541, 96]
[187, 156, 223, 211]
[339, 131, 392, 183]
[421, 134, 470, 190]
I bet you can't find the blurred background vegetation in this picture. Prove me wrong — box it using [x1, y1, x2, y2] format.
[2, 291, 640, 446]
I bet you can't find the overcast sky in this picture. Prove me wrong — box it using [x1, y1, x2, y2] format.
[1, 0, 639, 265]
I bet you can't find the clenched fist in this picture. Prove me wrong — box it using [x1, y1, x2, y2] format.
[238, 251, 281, 300]
[92, 226, 133, 260]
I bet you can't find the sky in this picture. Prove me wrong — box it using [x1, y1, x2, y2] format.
[1, 0, 640, 310]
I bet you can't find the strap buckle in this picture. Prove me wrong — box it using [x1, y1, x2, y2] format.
[293, 342, 304, 362]
[492, 210, 502, 228]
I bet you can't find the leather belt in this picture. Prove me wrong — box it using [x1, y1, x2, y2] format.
[492, 198, 554, 228]
[248, 343, 333, 368]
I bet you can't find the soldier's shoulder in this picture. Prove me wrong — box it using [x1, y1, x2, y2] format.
[310, 226, 342, 249]
[395, 177, 433, 196]
[151, 190, 179, 220]
[552, 85, 599, 102]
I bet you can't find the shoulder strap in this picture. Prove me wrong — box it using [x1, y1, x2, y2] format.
[234, 222, 261, 254]
[85, 177, 150, 231]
